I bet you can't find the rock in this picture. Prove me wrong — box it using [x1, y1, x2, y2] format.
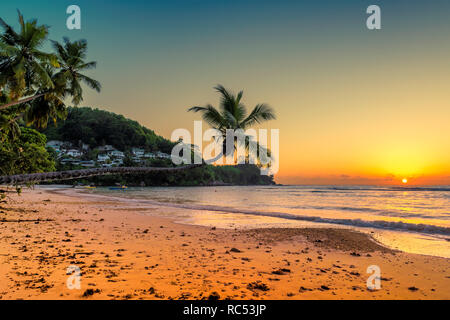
[247, 281, 269, 291]
[408, 286, 419, 291]
[230, 248, 242, 253]
[208, 292, 220, 300]
[82, 289, 95, 297]
[271, 268, 291, 275]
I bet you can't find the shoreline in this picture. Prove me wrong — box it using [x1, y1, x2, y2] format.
[57, 186, 450, 259]
[0, 188, 449, 300]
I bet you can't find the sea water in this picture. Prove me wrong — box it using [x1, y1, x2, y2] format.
[89, 185, 450, 258]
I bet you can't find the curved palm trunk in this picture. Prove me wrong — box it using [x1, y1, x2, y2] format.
[0, 164, 203, 185]
[0, 93, 46, 110]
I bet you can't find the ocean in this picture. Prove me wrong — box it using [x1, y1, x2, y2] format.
[87, 185, 450, 258]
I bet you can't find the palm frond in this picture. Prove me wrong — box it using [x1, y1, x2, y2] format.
[240, 103, 276, 129]
[79, 74, 101, 92]
[188, 105, 227, 130]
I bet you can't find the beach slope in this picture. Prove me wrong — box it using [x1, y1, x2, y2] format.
[0, 188, 448, 300]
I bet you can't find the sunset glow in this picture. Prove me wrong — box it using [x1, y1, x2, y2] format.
[2, 1, 448, 186]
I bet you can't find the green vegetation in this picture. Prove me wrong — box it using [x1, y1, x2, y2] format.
[0, 127, 55, 176]
[62, 163, 274, 187]
[0, 11, 100, 180]
[0, 12, 100, 117]
[42, 107, 175, 153]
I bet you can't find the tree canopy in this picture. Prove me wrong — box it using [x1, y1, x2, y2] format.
[0, 127, 55, 176]
[42, 107, 175, 153]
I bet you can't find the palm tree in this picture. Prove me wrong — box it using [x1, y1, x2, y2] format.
[0, 13, 101, 111]
[23, 65, 68, 128]
[0, 11, 59, 109]
[188, 85, 276, 165]
[51, 37, 101, 106]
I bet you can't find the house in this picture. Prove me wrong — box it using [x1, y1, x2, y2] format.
[97, 154, 110, 162]
[112, 159, 123, 166]
[66, 149, 82, 158]
[108, 150, 125, 158]
[131, 148, 145, 157]
[132, 156, 144, 163]
[156, 151, 171, 159]
[144, 152, 156, 159]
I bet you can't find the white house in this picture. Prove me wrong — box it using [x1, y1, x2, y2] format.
[156, 152, 171, 159]
[132, 148, 145, 157]
[66, 149, 82, 158]
[144, 152, 156, 159]
[108, 150, 125, 158]
[97, 154, 110, 162]
[132, 156, 144, 163]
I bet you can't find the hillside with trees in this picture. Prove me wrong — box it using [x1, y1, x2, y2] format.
[42, 107, 175, 153]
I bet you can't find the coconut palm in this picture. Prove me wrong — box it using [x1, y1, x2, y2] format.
[51, 37, 101, 106]
[23, 65, 68, 128]
[188, 85, 276, 165]
[0, 11, 59, 108]
[0, 13, 101, 111]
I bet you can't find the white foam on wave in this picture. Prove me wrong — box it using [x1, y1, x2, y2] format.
[120, 195, 450, 236]
[61, 187, 450, 237]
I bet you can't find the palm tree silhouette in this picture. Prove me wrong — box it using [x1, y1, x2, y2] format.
[188, 85, 276, 165]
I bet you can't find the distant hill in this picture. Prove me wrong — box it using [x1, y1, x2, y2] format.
[41, 107, 175, 153]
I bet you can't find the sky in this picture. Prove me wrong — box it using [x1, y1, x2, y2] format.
[1, 0, 450, 185]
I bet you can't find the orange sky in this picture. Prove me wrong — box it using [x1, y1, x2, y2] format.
[84, 44, 450, 185]
[27, 0, 448, 186]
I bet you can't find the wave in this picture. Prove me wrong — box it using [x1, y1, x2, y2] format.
[73, 187, 450, 237]
[286, 186, 450, 192]
[128, 198, 450, 236]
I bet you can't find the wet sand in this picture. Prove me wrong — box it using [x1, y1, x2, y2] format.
[0, 187, 449, 300]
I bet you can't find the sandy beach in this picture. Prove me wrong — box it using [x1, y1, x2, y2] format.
[0, 187, 449, 300]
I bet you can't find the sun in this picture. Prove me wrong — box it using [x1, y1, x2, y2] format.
[402, 178, 408, 184]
